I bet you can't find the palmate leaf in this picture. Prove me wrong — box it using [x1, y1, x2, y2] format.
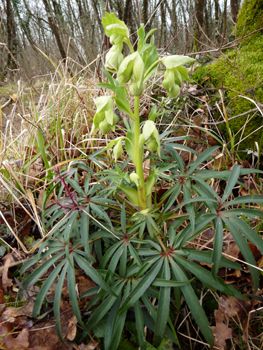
[169, 257, 214, 346]
[117, 258, 163, 315]
[154, 258, 171, 346]
[222, 216, 259, 291]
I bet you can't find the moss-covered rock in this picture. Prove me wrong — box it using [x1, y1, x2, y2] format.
[192, 0, 263, 155]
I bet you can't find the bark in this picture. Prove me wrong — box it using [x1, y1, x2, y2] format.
[230, 0, 239, 23]
[215, 0, 219, 22]
[123, 0, 132, 25]
[142, 0, 149, 29]
[42, 0, 67, 61]
[195, 0, 206, 50]
[6, 0, 17, 70]
[115, 0, 123, 21]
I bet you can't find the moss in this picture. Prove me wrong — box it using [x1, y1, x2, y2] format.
[235, 0, 263, 37]
[191, 0, 263, 155]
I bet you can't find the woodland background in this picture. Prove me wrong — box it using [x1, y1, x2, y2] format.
[0, 0, 241, 81]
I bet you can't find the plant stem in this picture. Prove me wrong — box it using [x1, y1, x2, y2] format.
[133, 96, 147, 210]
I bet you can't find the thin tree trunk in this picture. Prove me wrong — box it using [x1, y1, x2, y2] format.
[42, 0, 67, 61]
[6, 0, 17, 70]
[230, 0, 239, 23]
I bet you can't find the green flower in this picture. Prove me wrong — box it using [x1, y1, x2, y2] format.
[91, 96, 118, 134]
[105, 44, 124, 73]
[142, 120, 160, 155]
[102, 12, 129, 45]
[161, 55, 195, 98]
[117, 52, 144, 96]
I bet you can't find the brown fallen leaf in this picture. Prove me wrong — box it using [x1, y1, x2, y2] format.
[78, 341, 100, 350]
[211, 309, 232, 350]
[66, 315, 77, 341]
[0, 254, 15, 292]
[2, 302, 34, 322]
[0, 322, 29, 350]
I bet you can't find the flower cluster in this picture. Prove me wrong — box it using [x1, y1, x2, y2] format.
[91, 96, 118, 134]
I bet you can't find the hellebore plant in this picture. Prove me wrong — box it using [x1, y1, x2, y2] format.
[93, 12, 195, 212]
[20, 12, 263, 350]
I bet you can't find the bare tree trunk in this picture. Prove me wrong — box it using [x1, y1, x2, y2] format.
[3, 0, 17, 79]
[195, 0, 205, 50]
[42, 0, 67, 61]
[142, 0, 149, 29]
[230, 0, 239, 23]
[123, 0, 132, 25]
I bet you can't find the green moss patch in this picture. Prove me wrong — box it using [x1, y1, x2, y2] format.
[192, 0, 263, 155]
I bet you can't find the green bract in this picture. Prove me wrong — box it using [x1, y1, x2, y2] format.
[161, 55, 195, 68]
[105, 44, 124, 73]
[117, 52, 144, 96]
[143, 120, 160, 155]
[161, 55, 195, 98]
[92, 96, 118, 134]
[102, 12, 129, 45]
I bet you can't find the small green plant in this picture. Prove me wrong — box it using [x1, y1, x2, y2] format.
[20, 13, 263, 349]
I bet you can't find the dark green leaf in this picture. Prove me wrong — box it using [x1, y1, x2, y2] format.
[117, 258, 163, 315]
[121, 203, 126, 233]
[33, 260, 65, 318]
[222, 217, 259, 291]
[222, 165, 240, 202]
[54, 261, 69, 342]
[169, 257, 214, 346]
[225, 214, 263, 254]
[187, 146, 219, 175]
[223, 195, 263, 208]
[154, 258, 170, 346]
[74, 253, 118, 297]
[212, 217, 223, 277]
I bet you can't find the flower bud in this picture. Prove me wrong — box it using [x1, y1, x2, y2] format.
[117, 52, 144, 96]
[105, 44, 124, 73]
[146, 140, 158, 152]
[161, 55, 195, 99]
[99, 119, 112, 134]
[102, 12, 129, 46]
[92, 96, 118, 134]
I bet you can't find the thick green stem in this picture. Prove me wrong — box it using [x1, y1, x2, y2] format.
[133, 96, 147, 210]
